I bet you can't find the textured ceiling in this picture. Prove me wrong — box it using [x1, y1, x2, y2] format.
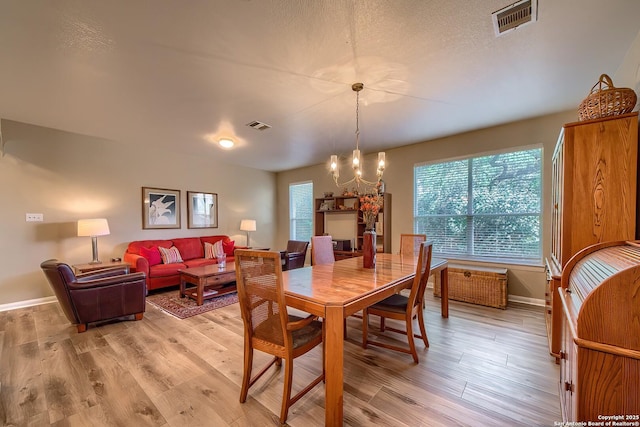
[1, 0, 640, 172]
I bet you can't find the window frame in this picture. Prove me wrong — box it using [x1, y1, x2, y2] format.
[289, 180, 314, 242]
[413, 145, 543, 265]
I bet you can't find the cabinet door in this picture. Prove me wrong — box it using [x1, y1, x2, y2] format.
[560, 114, 638, 266]
[560, 314, 577, 422]
[551, 133, 564, 265]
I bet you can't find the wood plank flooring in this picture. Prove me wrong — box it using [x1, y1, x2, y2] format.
[0, 291, 560, 426]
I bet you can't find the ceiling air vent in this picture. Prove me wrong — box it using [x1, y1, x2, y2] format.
[246, 120, 272, 131]
[492, 0, 537, 36]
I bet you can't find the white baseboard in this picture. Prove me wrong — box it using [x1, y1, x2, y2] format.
[508, 294, 545, 307]
[0, 296, 57, 312]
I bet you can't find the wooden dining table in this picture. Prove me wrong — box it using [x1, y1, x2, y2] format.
[282, 253, 449, 426]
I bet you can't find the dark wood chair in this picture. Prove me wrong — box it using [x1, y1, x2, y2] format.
[362, 241, 433, 363]
[234, 250, 324, 424]
[281, 240, 309, 271]
[40, 259, 146, 333]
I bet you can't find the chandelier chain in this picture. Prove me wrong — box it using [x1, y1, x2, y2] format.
[355, 88, 360, 151]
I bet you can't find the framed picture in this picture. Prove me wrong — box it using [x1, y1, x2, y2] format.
[187, 191, 218, 229]
[142, 187, 181, 229]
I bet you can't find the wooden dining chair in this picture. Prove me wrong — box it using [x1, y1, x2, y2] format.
[310, 235, 354, 337]
[311, 235, 335, 265]
[399, 233, 427, 256]
[400, 233, 428, 307]
[234, 250, 325, 424]
[362, 241, 433, 363]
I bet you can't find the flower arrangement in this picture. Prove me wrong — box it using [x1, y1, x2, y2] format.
[360, 194, 383, 230]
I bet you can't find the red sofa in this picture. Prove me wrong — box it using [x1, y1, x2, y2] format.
[124, 235, 240, 291]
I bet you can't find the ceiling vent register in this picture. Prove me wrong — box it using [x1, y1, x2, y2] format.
[492, 0, 537, 36]
[246, 120, 272, 131]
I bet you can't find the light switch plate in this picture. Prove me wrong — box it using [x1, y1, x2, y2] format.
[26, 213, 43, 222]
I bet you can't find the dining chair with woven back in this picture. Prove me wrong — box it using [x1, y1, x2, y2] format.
[362, 241, 433, 363]
[234, 249, 325, 424]
[311, 235, 335, 265]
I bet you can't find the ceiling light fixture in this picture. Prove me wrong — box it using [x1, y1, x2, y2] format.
[330, 83, 385, 192]
[219, 138, 234, 149]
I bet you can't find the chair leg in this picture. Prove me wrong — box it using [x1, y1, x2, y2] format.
[405, 316, 419, 363]
[76, 323, 87, 333]
[380, 316, 386, 332]
[362, 309, 369, 349]
[240, 343, 253, 403]
[280, 357, 294, 424]
[417, 308, 429, 348]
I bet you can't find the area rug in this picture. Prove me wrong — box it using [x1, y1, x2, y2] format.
[146, 290, 238, 319]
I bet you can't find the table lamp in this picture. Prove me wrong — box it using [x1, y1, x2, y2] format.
[240, 219, 256, 247]
[77, 218, 110, 264]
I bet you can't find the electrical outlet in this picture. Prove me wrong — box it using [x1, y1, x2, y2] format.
[26, 213, 43, 222]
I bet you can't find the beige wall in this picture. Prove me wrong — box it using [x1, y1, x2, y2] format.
[0, 120, 275, 307]
[276, 110, 577, 302]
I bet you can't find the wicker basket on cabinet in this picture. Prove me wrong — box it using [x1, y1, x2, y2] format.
[578, 74, 637, 121]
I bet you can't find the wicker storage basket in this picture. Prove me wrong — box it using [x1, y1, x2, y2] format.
[434, 264, 508, 309]
[578, 74, 637, 121]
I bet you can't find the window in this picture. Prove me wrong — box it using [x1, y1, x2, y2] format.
[414, 147, 542, 262]
[289, 181, 313, 242]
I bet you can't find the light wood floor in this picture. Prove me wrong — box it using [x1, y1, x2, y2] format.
[0, 291, 560, 426]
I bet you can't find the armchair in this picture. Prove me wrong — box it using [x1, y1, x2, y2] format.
[280, 240, 309, 271]
[40, 259, 147, 333]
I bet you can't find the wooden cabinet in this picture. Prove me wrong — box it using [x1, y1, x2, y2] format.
[314, 193, 391, 254]
[546, 112, 638, 361]
[558, 240, 640, 422]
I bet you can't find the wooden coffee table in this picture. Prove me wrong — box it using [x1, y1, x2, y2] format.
[178, 264, 237, 306]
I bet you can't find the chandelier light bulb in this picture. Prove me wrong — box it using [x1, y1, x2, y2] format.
[330, 155, 339, 177]
[378, 152, 386, 170]
[352, 149, 361, 169]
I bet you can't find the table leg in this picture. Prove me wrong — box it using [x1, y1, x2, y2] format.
[441, 266, 449, 318]
[197, 278, 204, 306]
[324, 304, 344, 426]
[179, 276, 186, 298]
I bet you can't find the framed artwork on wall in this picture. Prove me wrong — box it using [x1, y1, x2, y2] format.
[142, 187, 181, 229]
[187, 191, 218, 228]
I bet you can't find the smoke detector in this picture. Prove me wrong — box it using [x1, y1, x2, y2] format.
[492, 0, 537, 36]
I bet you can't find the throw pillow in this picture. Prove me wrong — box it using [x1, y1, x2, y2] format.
[222, 239, 235, 256]
[158, 246, 184, 264]
[204, 242, 214, 259]
[139, 246, 162, 266]
[204, 241, 225, 259]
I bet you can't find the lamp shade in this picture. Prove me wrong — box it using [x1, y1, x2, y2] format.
[240, 219, 256, 232]
[77, 218, 110, 237]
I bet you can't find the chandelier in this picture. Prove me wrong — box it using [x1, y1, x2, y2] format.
[330, 83, 386, 192]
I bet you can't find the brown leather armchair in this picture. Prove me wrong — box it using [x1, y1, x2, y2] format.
[280, 240, 309, 271]
[40, 259, 147, 333]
